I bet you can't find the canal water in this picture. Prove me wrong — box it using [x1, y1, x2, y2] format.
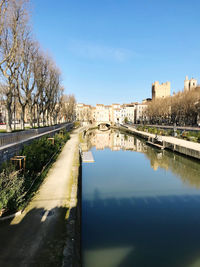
[82, 129, 200, 267]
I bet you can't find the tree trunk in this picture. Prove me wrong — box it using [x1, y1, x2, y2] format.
[29, 105, 33, 128]
[21, 106, 25, 130]
[55, 114, 58, 125]
[42, 111, 45, 126]
[49, 112, 53, 126]
[6, 104, 12, 132]
[36, 104, 40, 128]
[46, 111, 49, 126]
[13, 96, 16, 131]
[33, 104, 36, 127]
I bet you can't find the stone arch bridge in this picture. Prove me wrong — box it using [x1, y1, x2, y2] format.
[96, 121, 111, 130]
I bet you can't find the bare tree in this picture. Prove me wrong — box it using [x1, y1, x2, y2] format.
[146, 88, 200, 126]
[0, 0, 29, 132]
[44, 63, 61, 125]
[61, 94, 76, 122]
[0, 1, 68, 131]
[16, 32, 38, 130]
[33, 52, 49, 127]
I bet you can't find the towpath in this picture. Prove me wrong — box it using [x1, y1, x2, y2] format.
[0, 127, 81, 267]
[125, 125, 200, 159]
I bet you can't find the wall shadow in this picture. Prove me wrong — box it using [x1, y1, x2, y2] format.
[82, 193, 200, 267]
[0, 206, 68, 267]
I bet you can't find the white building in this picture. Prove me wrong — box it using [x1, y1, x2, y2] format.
[122, 104, 135, 123]
[95, 104, 110, 123]
[76, 101, 147, 125]
[134, 103, 148, 124]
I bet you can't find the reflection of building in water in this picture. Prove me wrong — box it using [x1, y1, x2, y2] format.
[86, 130, 146, 152]
[90, 131, 113, 150]
[134, 138, 143, 152]
[84, 130, 200, 189]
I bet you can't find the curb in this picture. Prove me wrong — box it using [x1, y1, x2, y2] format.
[0, 210, 22, 221]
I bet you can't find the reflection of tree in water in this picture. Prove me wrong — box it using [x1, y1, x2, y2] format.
[144, 147, 200, 188]
[81, 130, 94, 151]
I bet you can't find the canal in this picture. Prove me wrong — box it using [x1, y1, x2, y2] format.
[81, 129, 200, 267]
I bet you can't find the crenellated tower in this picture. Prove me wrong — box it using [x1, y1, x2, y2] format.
[184, 76, 197, 91]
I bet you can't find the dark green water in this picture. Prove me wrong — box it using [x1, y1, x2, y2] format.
[82, 130, 200, 267]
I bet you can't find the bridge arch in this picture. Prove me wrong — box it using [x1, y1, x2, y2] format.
[97, 122, 111, 130]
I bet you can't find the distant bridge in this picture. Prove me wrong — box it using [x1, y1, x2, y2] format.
[94, 121, 111, 131]
[96, 121, 111, 127]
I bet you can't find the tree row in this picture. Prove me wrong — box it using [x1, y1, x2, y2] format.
[145, 88, 200, 126]
[0, 0, 76, 132]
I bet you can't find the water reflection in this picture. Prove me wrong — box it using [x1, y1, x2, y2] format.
[82, 129, 200, 267]
[83, 129, 145, 152]
[83, 129, 200, 189]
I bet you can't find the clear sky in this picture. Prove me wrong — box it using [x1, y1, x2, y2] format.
[31, 0, 200, 105]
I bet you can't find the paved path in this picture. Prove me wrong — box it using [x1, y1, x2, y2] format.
[132, 124, 200, 131]
[0, 128, 81, 267]
[125, 125, 200, 159]
[127, 125, 200, 149]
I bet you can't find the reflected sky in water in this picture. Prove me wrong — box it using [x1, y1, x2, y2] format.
[82, 130, 200, 267]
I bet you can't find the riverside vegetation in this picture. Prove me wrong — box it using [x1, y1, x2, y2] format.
[136, 125, 200, 143]
[0, 130, 70, 216]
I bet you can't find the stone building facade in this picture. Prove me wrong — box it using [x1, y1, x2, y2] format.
[134, 103, 148, 123]
[152, 81, 171, 100]
[76, 102, 138, 125]
[184, 76, 198, 91]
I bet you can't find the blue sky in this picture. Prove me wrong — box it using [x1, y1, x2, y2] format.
[31, 0, 200, 105]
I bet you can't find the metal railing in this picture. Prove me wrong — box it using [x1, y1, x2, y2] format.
[0, 123, 71, 147]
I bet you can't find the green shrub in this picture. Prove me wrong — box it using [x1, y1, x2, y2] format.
[54, 131, 70, 150]
[0, 168, 24, 211]
[148, 127, 157, 134]
[22, 137, 56, 175]
[188, 136, 197, 142]
[0, 130, 70, 214]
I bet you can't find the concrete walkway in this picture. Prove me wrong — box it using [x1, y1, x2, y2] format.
[0, 128, 81, 267]
[126, 125, 200, 159]
[135, 123, 200, 131]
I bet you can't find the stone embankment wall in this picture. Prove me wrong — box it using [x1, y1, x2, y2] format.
[162, 140, 200, 160]
[0, 123, 73, 166]
[118, 125, 200, 160]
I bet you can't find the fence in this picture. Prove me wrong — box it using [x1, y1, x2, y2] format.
[0, 124, 67, 147]
[0, 123, 73, 166]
